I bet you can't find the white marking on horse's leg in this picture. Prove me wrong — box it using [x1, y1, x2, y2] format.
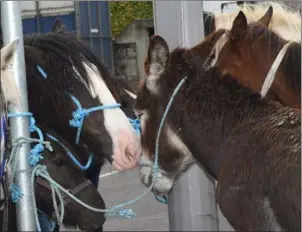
[124, 89, 137, 99]
[82, 62, 141, 170]
[165, 125, 195, 172]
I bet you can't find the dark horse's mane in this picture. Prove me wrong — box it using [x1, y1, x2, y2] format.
[248, 24, 301, 96]
[23, 32, 118, 97]
[23, 32, 134, 116]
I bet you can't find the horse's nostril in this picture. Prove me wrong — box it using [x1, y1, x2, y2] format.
[124, 144, 137, 163]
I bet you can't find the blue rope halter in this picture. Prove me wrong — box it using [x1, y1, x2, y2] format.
[8, 112, 46, 166]
[45, 133, 93, 171]
[68, 93, 121, 145]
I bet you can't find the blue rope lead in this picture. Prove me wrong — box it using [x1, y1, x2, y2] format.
[7, 112, 51, 203]
[10, 183, 24, 203]
[45, 133, 93, 171]
[37, 65, 47, 79]
[128, 118, 141, 136]
[68, 94, 121, 145]
[8, 112, 45, 166]
[154, 194, 168, 205]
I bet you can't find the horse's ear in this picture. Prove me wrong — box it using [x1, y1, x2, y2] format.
[1, 38, 21, 106]
[258, 6, 273, 27]
[230, 11, 247, 40]
[145, 35, 169, 80]
[1, 38, 18, 69]
[52, 18, 65, 33]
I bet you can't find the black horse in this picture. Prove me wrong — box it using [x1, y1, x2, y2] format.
[0, 124, 106, 232]
[22, 21, 140, 181]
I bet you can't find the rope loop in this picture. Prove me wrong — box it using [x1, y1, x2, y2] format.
[68, 93, 121, 145]
[46, 133, 93, 171]
[28, 143, 44, 166]
[128, 118, 141, 136]
[69, 109, 88, 128]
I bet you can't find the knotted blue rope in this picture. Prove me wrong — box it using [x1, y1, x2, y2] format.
[128, 118, 141, 136]
[8, 112, 45, 166]
[7, 112, 49, 203]
[45, 133, 93, 171]
[10, 183, 24, 203]
[68, 94, 121, 145]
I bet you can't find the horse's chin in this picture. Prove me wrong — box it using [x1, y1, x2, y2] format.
[139, 164, 174, 195]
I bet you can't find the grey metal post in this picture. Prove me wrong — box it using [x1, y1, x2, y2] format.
[74, 1, 81, 39]
[87, 1, 93, 49]
[1, 1, 37, 231]
[153, 1, 219, 231]
[35, 1, 41, 34]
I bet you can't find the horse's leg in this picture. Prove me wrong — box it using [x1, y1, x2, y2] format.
[216, 183, 285, 232]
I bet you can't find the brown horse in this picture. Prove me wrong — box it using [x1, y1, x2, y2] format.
[210, 6, 301, 109]
[134, 13, 301, 231]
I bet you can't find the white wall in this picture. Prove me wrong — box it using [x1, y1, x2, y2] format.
[203, 1, 237, 13]
[20, 1, 74, 18]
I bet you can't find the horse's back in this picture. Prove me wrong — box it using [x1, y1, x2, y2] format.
[217, 104, 301, 231]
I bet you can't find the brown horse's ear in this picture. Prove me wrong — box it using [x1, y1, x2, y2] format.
[258, 6, 273, 27]
[230, 11, 247, 40]
[146, 35, 169, 79]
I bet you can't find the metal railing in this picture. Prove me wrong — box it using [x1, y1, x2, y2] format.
[1, 1, 37, 231]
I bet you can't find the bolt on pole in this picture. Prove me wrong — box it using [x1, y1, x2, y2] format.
[1, 1, 37, 230]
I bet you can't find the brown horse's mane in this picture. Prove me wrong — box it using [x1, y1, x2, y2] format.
[280, 41, 301, 95]
[246, 22, 301, 96]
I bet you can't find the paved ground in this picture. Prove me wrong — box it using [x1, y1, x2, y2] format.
[97, 164, 234, 231]
[98, 164, 169, 231]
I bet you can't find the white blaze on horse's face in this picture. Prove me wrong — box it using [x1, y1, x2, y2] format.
[0, 38, 21, 107]
[81, 62, 141, 171]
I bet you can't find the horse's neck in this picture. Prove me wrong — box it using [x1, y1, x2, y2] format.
[179, 69, 281, 179]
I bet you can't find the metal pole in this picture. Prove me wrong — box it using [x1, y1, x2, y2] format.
[35, 1, 41, 34]
[87, 1, 93, 49]
[153, 1, 219, 231]
[74, 1, 81, 39]
[1, 1, 37, 231]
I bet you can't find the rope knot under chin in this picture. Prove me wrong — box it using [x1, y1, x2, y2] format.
[28, 143, 44, 166]
[35, 165, 47, 176]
